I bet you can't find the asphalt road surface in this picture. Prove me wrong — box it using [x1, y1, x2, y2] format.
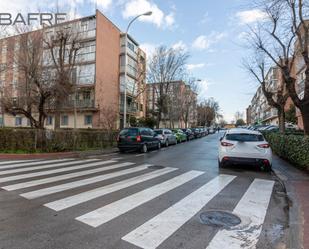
[0, 132, 288, 249]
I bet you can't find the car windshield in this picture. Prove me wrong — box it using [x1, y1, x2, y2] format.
[225, 133, 264, 142]
[119, 128, 138, 136]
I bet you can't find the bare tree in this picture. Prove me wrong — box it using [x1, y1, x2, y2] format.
[197, 98, 221, 127]
[98, 106, 118, 145]
[147, 46, 189, 128]
[1, 29, 52, 129]
[246, 0, 309, 134]
[243, 52, 289, 133]
[44, 25, 81, 129]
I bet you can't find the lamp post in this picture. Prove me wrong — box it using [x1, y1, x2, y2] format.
[123, 11, 152, 128]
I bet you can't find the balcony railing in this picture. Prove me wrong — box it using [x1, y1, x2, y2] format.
[119, 105, 138, 113]
[63, 99, 95, 109]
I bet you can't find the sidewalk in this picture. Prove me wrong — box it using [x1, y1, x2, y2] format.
[272, 155, 309, 249]
[0, 147, 119, 160]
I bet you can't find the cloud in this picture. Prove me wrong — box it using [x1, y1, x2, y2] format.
[94, 0, 112, 10]
[235, 9, 268, 25]
[122, 0, 175, 28]
[140, 42, 157, 57]
[192, 32, 227, 50]
[197, 79, 214, 101]
[186, 63, 205, 70]
[172, 40, 187, 51]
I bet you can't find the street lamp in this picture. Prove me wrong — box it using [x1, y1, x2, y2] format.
[123, 11, 152, 128]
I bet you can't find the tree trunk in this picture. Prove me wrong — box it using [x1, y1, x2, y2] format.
[278, 108, 285, 134]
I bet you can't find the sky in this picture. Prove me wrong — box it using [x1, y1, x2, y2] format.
[0, 0, 268, 122]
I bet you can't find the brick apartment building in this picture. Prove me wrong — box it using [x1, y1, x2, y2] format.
[247, 64, 303, 129]
[146, 81, 197, 128]
[0, 10, 146, 129]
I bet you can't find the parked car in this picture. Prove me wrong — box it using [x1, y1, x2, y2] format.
[181, 128, 195, 140]
[191, 128, 202, 138]
[117, 127, 161, 153]
[172, 129, 187, 143]
[200, 128, 207, 136]
[208, 127, 215, 134]
[218, 128, 272, 171]
[154, 129, 177, 147]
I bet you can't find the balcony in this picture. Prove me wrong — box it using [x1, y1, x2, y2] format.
[46, 99, 97, 111]
[119, 105, 138, 114]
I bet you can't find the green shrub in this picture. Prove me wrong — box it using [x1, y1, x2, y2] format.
[0, 128, 118, 153]
[263, 132, 309, 170]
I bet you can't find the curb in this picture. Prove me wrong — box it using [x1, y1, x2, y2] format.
[272, 168, 304, 249]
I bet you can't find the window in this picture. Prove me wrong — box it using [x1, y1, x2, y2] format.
[46, 116, 53, 125]
[15, 117, 22, 126]
[225, 133, 264, 142]
[83, 91, 91, 100]
[120, 128, 138, 136]
[0, 117, 3, 126]
[61, 115, 68, 126]
[84, 115, 92, 125]
[127, 41, 135, 52]
[77, 64, 95, 85]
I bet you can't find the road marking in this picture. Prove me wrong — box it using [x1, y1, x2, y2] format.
[122, 174, 236, 249]
[109, 157, 122, 160]
[135, 154, 145, 157]
[0, 159, 98, 175]
[44, 166, 176, 211]
[76, 170, 204, 227]
[20, 162, 144, 199]
[0, 159, 72, 169]
[2, 162, 134, 191]
[206, 178, 274, 249]
[0, 160, 117, 183]
[0, 159, 39, 165]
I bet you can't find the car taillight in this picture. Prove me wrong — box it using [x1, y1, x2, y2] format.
[221, 141, 234, 147]
[136, 135, 141, 142]
[258, 144, 270, 148]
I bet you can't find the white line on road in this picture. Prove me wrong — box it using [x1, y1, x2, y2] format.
[44, 166, 176, 211]
[122, 174, 236, 249]
[2, 162, 133, 191]
[0, 160, 117, 183]
[20, 162, 144, 199]
[75, 170, 204, 227]
[0, 159, 72, 169]
[0, 159, 98, 175]
[135, 154, 145, 157]
[205, 178, 274, 249]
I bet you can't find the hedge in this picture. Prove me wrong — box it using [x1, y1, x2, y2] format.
[263, 132, 309, 171]
[0, 128, 118, 153]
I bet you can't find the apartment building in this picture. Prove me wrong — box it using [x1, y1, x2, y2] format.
[146, 81, 197, 128]
[0, 10, 146, 129]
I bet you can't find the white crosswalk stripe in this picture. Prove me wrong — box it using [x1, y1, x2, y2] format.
[122, 174, 236, 249]
[20, 162, 144, 199]
[0, 159, 72, 169]
[0, 157, 275, 249]
[0, 159, 98, 175]
[0, 160, 117, 183]
[44, 166, 177, 211]
[205, 179, 274, 249]
[75, 170, 204, 227]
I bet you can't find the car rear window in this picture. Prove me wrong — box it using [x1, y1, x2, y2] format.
[154, 130, 163, 134]
[119, 128, 139, 136]
[225, 133, 264, 142]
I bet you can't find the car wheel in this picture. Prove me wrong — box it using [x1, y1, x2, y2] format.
[119, 148, 125, 153]
[263, 164, 272, 172]
[157, 142, 161, 149]
[165, 140, 169, 147]
[141, 144, 148, 153]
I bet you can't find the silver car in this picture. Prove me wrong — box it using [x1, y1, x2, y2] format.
[154, 129, 177, 147]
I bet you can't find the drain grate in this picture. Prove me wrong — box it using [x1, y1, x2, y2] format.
[148, 165, 165, 170]
[200, 211, 241, 228]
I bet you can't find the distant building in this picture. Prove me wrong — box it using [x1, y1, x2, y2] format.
[146, 81, 197, 128]
[0, 10, 146, 129]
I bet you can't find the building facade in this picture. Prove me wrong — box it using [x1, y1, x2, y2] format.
[146, 81, 197, 128]
[0, 10, 146, 129]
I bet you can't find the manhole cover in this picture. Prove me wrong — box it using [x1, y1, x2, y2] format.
[148, 165, 165, 170]
[200, 211, 241, 228]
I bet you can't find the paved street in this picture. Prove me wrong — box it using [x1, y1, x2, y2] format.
[0, 132, 288, 249]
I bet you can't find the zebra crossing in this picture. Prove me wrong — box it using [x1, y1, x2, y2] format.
[0, 158, 275, 249]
